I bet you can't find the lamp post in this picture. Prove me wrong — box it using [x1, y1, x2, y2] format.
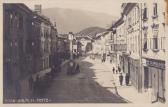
[68, 32, 74, 60]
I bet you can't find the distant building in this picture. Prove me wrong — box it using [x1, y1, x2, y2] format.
[76, 36, 92, 53]
[111, 16, 127, 73]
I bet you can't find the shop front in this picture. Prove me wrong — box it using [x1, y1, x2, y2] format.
[129, 57, 141, 91]
[143, 58, 166, 103]
[121, 53, 129, 74]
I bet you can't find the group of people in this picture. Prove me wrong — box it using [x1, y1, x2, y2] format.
[118, 73, 130, 86]
[112, 65, 130, 86]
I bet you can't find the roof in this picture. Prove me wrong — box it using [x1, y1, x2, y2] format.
[112, 17, 124, 28]
[76, 35, 92, 40]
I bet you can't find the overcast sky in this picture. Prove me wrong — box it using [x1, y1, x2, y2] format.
[3, 0, 164, 17]
[15, 0, 124, 17]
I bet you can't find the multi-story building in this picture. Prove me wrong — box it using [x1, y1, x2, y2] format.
[3, 4, 58, 99]
[166, 0, 168, 25]
[141, 1, 167, 103]
[49, 23, 58, 69]
[3, 4, 35, 98]
[121, 3, 143, 91]
[111, 17, 127, 71]
[110, 1, 168, 103]
[32, 12, 52, 75]
[76, 36, 92, 53]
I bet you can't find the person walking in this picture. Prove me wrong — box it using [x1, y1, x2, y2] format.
[116, 70, 118, 74]
[118, 65, 121, 73]
[119, 73, 123, 86]
[112, 67, 115, 74]
[125, 73, 130, 86]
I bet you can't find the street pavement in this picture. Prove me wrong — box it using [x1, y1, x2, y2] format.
[42, 56, 128, 103]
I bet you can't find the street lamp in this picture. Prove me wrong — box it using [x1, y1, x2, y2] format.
[68, 32, 74, 60]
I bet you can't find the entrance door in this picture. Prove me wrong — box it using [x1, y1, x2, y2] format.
[151, 67, 159, 101]
[144, 67, 149, 89]
[158, 69, 165, 102]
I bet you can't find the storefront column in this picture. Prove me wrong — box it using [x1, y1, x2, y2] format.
[165, 56, 168, 104]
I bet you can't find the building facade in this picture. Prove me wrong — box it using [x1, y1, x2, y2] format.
[110, 1, 168, 103]
[121, 3, 143, 91]
[3, 4, 35, 98]
[141, 1, 167, 103]
[3, 4, 58, 99]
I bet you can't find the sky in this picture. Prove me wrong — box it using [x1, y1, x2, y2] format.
[3, 0, 164, 17]
[7, 0, 123, 17]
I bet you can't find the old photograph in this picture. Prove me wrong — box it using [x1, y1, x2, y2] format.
[2, 0, 168, 104]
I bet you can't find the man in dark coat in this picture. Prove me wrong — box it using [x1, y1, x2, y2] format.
[118, 65, 121, 73]
[119, 73, 123, 86]
[112, 67, 115, 74]
[125, 73, 130, 86]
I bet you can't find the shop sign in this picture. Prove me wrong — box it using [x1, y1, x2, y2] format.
[146, 59, 165, 69]
[142, 58, 147, 66]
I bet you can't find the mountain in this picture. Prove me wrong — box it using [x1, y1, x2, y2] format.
[75, 27, 106, 38]
[42, 7, 117, 34]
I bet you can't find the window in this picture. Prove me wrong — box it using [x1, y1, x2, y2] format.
[153, 37, 158, 49]
[135, 7, 139, 22]
[153, 3, 158, 16]
[143, 31, 148, 51]
[128, 17, 131, 28]
[152, 30, 159, 51]
[143, 8, 148, 20]
[144, 38, 147, 50]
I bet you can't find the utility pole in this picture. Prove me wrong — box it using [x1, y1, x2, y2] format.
[68, 32, 74, 60]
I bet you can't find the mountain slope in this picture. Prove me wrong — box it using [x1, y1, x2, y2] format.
[42, 8, 117, 34]
[75, 27, 106, 38]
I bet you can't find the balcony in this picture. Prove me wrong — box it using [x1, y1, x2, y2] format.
[151, 23, 159, 29]
[152, 14, 158, 19]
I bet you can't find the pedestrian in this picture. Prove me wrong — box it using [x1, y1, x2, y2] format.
[117, 64, 121, 72]
[103, 53, 106, 62]
[125, 73, 130, 86]
[116, 70, 118, 74]
[110, 57, 112, 63]
[118, 66, 121, 73]
[75, 64, 80, 73]
[101, 56, 104, 63]
[112, 67, 115, 74]
[119, 73, 123, 86]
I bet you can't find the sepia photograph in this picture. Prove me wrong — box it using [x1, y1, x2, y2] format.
[2, 0, 168, 104]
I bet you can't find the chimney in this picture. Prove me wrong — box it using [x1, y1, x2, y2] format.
[34, 5, 42, 14]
